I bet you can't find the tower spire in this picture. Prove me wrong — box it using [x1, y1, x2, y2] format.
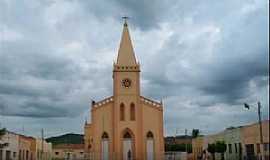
[116, 17, 137, 66]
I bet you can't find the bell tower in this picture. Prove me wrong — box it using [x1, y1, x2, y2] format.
[112, 19, 143, 160]
[113, 19, 140, 96]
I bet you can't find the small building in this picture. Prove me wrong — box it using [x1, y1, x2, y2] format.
[192, 136, 204, 160]
[241, 120, 269, 160]
[35, 138, 52, 160]
[165, 135, 192, 145]
[19, 135, 32, 160]
[194, 120, 269, 160]
[0, 131, 19, 160]
[52, 144, 84, 160]
[203, 127, 242, 160]
[0, 131, 52, 160]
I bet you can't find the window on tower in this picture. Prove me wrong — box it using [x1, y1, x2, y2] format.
[120, 103, 125, 121]
[130, 103, 135, 121]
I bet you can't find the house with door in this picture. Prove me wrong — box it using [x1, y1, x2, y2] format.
[240, 120, 269, 160]
[52, 144, 84, 160]
[84, 20, 165, 160]
[0, 131, 19, 160]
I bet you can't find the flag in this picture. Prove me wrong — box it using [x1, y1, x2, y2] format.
[244, 103, 250, 109]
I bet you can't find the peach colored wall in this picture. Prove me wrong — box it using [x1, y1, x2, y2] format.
[52, 148, 84, 159]
[192, 136, 204, 160]
[19, 136, 31, 160]
[85, 99, 164, 160]
[92, 102, 114, 159]
[142, 102, 164, 160]
[241, 120, 269, 156]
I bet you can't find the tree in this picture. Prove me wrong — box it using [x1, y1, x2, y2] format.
[215, 141, 227, 160]
[165, 143, 192, 153]
[207, 143, 216, 160]
[207, 141, 227, 160]
[0, 128, 8, 149]
[192, 129, 200, 138]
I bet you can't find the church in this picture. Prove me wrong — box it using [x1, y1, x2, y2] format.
[84, 20, 164, 160]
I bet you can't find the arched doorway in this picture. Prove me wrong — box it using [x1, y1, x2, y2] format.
[101, 132, 109, 160]
[146, 131, 154, 160]
[122, 129, 134, 160]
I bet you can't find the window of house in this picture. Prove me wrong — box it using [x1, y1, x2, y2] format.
[55, 152, 59, 155]
[80, 152, 84, 155]
[19, 150, 21, 160]
[228, 144, 232, 153]
[0, 150, 3, 160]
[130, 103, 135, 121]
[239, 143, 242, 154]
[235, 143, 238, 153]
[22, 150, 25, 160]
[120, 103, 125, 121]
[6, 151, 11, 160]
[13, 152, 16, 158]
[264, 143, 269, 151]
[257, 144, 261, 153]
[26, 151, 29, 160]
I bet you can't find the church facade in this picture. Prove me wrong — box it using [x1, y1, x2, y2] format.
[84, 21, 164, 160]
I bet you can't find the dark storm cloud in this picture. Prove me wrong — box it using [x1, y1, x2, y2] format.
[0, 0, 268, 136]
[142, 0, 268, 107]
[79, 0, 170, 30]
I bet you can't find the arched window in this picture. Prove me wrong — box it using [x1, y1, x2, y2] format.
[123, 131, 132, 139]
[130, 103, 135, 121]
[102, 132, 109, 139]
[120, 103, 125, 121]
[147, 131, 154, 139]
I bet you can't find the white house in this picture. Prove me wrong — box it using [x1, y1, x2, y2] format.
[0, 131, 19, 160]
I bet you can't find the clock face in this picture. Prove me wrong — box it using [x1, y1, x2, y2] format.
[121, 78, 132, 88]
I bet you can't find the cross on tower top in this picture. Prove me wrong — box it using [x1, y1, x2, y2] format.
[122, 16, 129, 26]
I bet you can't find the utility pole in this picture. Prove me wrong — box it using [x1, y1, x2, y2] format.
[258, 102, 264, 160]
[185, 129, 188, 153]
[244, 102, 264, 160]
[41, 128, 44, 160]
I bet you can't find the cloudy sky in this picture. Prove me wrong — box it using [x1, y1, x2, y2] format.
[0, 0, 269, 138]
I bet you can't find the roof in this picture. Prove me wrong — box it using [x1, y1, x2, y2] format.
[53, 144, 84, 150]
[116, 22, 137, 66]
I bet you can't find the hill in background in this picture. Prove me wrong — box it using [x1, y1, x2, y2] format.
[46, 133, 84, 146]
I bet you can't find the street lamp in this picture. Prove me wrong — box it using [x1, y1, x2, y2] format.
[244, 102, 264, 160]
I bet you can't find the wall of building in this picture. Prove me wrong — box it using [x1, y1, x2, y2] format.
[241, 120, 269, 160]
[0, 132, 19, 160]
[142, 102, 164, 160]
[197, 120, 269, 160]
[19, 135, 32, 160]
[35, 138, 52, 160]
[52, 144, 84, 160]
[192, 136, 204, 160]
[85, 96, 164, 160]
[223, 127, 242, 160]
[91, 101, 113, 159]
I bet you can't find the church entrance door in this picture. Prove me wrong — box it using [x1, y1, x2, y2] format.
[122, 130, 134, 160]
[146, 139, 154, 160]
[102, 140, 109, 160]
[146, 131, 154, 160]
[101, 132, 109, 160]
[123, 139, 133, 160]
